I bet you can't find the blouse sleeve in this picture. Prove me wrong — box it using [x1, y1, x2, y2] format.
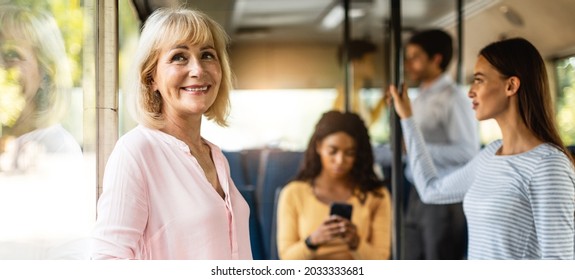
[90, 142, 149, 260]
[401, 117, 479, 204]
[276, 184, 315, 260]
[529, 154, 575, 259]
[351, 188, 392, 260]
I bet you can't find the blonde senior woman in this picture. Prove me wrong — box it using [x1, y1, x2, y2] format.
[91, 8, 251, 260]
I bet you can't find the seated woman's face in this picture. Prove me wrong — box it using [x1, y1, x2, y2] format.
[0, 37, 42, 127]
[316, 131, 357, 179]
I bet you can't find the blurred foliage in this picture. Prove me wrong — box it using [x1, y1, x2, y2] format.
[556, 57, 575, 145]
[118, 0, 141, 134]
[0, 68, 25, 127]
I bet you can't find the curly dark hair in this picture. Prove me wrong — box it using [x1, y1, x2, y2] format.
[295, 110, 384, 201]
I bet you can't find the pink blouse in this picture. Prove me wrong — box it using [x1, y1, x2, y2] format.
[91, 125, 252, 259]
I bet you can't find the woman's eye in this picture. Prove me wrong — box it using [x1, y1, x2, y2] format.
[2, 50, 22, 64]
[170, 53, 187, 63]
[201, 51, 217, 60]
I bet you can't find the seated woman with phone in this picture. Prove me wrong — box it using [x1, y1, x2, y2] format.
[276, 111, 392, 260]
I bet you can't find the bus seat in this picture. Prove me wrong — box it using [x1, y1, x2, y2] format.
[269, 185, 283, 260]
[222, 149, 262, 189]
[256, 149, 303, 259]
[242, 149, 262, 187]
[237, 185, 265, 260]
[223, 150, 265, 259]
[222, 150, 247, 187]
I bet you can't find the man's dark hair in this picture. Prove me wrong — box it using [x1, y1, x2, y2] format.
[337, 39, 377, 66]
[408, 29, 453, 72]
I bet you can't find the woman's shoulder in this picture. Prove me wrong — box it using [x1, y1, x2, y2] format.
[278, 181, 313, 207]
[20, 124, 82, 154]
[365, 186, 391, 203]
[535, 144, 575, 171]
[280, 180, 313, 199]
[528, 145, 575, 194]
[282, 180, 312, 193]
[109, 125, 167, 159]
[116, 125, 164, 148]
[353, 186, 391, 212]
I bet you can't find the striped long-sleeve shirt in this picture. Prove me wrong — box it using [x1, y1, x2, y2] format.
[402, 118, 575, 259]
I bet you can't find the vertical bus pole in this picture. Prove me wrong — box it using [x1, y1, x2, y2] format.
[389, 0, 404, 260]
[343, 0, 351, 112]
[456, 0, 464, 84]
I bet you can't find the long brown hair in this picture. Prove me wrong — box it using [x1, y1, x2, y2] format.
[480, 37, 574, 165]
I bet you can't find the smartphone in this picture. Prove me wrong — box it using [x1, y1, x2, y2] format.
[330, 202, 353, 221]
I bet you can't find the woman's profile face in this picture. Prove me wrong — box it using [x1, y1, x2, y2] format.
[468, 55, 510, 121]
[316, 131, 356, 179]
[151, 38, 222, 121]
[0, 37, 42, 126]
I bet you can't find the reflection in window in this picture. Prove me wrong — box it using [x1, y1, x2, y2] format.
[555, 56, 575, 146]
[0, 2, 95, 259]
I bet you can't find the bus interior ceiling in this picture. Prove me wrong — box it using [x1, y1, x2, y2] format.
[133, 0, 575, 89]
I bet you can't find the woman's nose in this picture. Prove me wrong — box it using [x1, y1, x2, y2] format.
[187, 58, 203, 78]
[334, 152, 344, 164]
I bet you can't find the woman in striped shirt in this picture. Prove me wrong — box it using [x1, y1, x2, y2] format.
[389, 37, 575, 259]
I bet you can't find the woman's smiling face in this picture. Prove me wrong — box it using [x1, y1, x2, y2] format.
[0, 37, 42, 126]
[151, 39, 222, 120]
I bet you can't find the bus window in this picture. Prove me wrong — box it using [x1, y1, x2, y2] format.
[119, 0, 140, 135]
[0, 0, 96, 259]
[555, 55, 575, 146]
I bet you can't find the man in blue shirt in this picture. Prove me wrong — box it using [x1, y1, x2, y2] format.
[403, 29, 479, 259]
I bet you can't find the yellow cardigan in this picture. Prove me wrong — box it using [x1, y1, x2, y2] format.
[276, 181, 392, 260]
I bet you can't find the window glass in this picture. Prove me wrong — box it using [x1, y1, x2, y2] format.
[555, 56, 575, 146]
[118, 0, 140, 135]
[0, 0, 96, 259]
[200, 89, 389, 151]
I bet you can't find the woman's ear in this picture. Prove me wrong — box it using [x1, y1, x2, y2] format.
[147, 75, 157, 92]
[505, 76, 520, 96]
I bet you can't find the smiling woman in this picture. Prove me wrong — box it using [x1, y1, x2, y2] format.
[90, 7, 252, 260]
